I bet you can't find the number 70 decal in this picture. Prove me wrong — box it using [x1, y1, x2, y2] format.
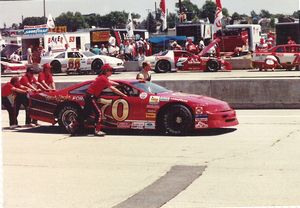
[98, 98, 129, 122]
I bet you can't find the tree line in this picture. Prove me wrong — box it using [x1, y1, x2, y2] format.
[4, 0, 299, 33]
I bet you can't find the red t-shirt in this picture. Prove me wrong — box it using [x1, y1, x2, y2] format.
[1, 82, 14, 97]
[87, 75, 111, 97]
[38, 72, 53, 85]
[20, 74, 37, 87]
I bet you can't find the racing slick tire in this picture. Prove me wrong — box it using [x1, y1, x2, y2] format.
[206, 59, 220, 72]
[58, 105, 81, 134]
[51, 60, 62, 73]
[91, 59, 103, 74]
[160, 104, 193, 136]
[155, 60, 171, 73]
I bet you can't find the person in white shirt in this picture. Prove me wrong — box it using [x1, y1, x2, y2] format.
[10, 52, 21, 62]
[99, 44, 108, 55]
[108, 34, 116, 47]
[27, 45, 33, 64]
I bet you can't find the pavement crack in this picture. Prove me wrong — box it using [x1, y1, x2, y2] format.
[270, 129, 299, 147]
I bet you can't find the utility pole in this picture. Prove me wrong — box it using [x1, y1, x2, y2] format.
[43, 0, 46, 18]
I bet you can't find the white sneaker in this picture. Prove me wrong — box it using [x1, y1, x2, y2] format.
[94, 131, 106, 136]
[24, 123, 36, 128]
[9, 125, 18, 130]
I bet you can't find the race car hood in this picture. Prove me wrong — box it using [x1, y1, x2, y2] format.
[158, 91, 232, 113]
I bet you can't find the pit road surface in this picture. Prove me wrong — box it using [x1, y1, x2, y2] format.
[2, 110, 300, 208]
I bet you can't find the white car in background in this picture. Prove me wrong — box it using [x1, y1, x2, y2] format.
[142, 50, 179, 73]
[40, 51, 124, 74]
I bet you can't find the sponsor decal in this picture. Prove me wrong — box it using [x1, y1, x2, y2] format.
[131, 121, 145, 129]
[117, 122, 132, 129]
[146, 109, 156, 113]
[159, 97, 170, 102]
[149, 96, 160, 104]
[170, 97, 188, 103]
[144, 121, 155, 129]
[72, 96, 84, 101]
[146, 104, 160, 109]
[195, 106, 204, 114]
[98, 98, 129, 122]
[195, 120, 208, 129]
[139, 92, 148, 100]
[194, 114, 208, 121]
[146, 112, 156, 119]
[44, 95, 72, 102]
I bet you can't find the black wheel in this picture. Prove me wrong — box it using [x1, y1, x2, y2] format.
[91, 59, 103, 74]
[51, 60, 62, 73]
[206, 59, 220, 72]
[160, 104, 193, 136]
[57, 105, 81, 134]
[155, 60, 171, 73]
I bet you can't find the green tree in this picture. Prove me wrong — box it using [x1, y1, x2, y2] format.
[259, 9, 271, 18]
[145, 12, 157, 33]
[199, 0, 217, 23]
[83, 13, 100, 28]
[98, 11, 128, 28]
[21, 16, 47, 28]
[222, 8, 229, 17]
[175, 0, 200, 21]
[167, 12, 179, 28]
[231, 12, 241, 20]
[292, 10, 300, 18]
[250, 10, 258, 18]
[55, 11, 87, 31]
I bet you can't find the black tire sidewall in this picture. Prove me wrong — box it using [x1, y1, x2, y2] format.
[58, 105, 80, 133]
[51, 61, 62, 73]
[206, 59, 220, 72]
[162, 104, 193, 135]
[155, 60, 171, 73]
[92, 59, 103, 74]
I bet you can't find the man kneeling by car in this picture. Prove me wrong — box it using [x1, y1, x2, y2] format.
[69, 64, 127, 136]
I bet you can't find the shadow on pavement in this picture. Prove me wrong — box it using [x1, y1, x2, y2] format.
[10, 125, 237, 137]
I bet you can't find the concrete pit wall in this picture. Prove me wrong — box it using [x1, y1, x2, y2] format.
[55, 79, 300, 109]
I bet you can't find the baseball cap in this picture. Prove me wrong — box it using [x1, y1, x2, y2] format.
[43, 63, 51, 69]
[101, 63, 113, 71]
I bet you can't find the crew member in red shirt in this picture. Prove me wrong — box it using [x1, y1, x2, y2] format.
[1, 76, 30, 129]
[76, 64, 127, 136]
[16, 68, 45, 126]
[38, 63, 56, 91]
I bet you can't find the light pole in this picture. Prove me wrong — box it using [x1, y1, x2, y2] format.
[43, 0, 46, 18]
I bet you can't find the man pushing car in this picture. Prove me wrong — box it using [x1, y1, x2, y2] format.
[69, 64, 127, 136]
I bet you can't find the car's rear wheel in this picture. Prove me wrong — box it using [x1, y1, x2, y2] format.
[91, 59, 103, 74]
[58, 105, 81, 134]
[155, 60, 171, 73]
[206, 59, 220, 72]
[51, 61, 62, 73]
[160, 104, 193, 135]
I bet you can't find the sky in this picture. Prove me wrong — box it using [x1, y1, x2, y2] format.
[0, 0, 299, 27]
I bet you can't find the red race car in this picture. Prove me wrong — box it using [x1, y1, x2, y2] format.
[252, 44, 300, 71]
[176, 38, 232, 72]
[29, 80, 238, 135]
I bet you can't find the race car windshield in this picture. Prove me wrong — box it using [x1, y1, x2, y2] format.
[154, 50, 168, 56]
[132, 81, 171, 94]
[82, 51, 96, 57]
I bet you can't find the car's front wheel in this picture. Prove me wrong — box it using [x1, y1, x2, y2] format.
[206, 59, 220, 72]
[160, 104, 193, 135]
[155, 60, 171, 73]
[51, 60, 62, 73]
[91, 59, 103, 74]
[57, 105, 81, 134]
